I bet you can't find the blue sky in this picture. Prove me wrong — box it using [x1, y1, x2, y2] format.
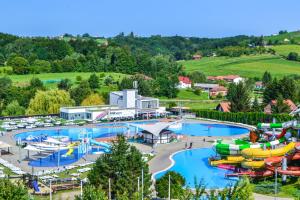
[1, 0, 299, 37]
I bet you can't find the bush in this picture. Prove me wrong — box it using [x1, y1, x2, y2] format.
[191, 110, 294, 125]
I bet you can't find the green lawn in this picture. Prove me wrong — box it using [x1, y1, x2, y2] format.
[265, 31, 300, 44]
[271, 44, 300, 57]
[179, 54, 300, 78]
[160, 89, 209, 101]
[4, 72, 128, 89]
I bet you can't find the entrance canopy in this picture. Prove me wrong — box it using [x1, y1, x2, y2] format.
[129, 121, 180, 136]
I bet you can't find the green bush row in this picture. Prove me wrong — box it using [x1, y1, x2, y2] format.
[191, 110, 294, 125]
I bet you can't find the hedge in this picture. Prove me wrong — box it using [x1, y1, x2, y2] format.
[191, 110, 294, 125]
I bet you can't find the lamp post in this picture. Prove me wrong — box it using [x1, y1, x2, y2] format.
[141, 168, 144, 200]
[80, 180, 83, 199]
[168, 174, 171, 200]
[49, 179, 52, 200]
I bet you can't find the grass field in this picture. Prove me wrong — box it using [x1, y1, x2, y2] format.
[4, 72, 128, 88]
[179, 54, 300, 78]
[159, 89, 209, 101]
[270, 44, 300, 56]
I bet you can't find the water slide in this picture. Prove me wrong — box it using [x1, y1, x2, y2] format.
[90, 139, 111, 153]
[32, 180, 40, 192]
[257, 120, 296, 129]
[241, 160, 265, 169]
[210, 156, 244, 166]
[214, 138, 285, 155]
[242, 142, 296, 159]
[62, 143, 77, 157]
[226, 170, 273, 178]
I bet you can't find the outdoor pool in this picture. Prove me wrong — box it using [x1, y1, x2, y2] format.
[15, 121, 249, 142]
[154, 148, 238, 189]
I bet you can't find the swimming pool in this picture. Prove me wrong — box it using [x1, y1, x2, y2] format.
[15, 121, 249, 141]
[154, 148, 238, 189]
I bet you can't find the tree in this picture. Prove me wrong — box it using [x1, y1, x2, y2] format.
[7, 56, 29, 74]
[32, 59, 51, 73]
[2, 100, 25, 116]
[88, 73, 100, 89]
[119, 75, 153, 96]
[88, 135, 151, 199]
[0, 179, 28, 200]
[263, 78, 280, 105]
[279, 76, 296, 101]
[104, 76, 113, 86]
[0, 53, 5, 66]
[29, 77, 44, 90]
[287, 52, 298, 61]
[81, 93, 105, 106]
[75, 185, 108, 200]
[227, 82, 251, 112]
[251, 96, 261, 112]
[189, 71, 206, 83]
[57, 78, 72, 91]
[155, 171, 186, 198]
[26, 90, 74, 115]
[271, 95, 291, 114]
[70, 80, 92, 105]
[262, 71, 272, 86]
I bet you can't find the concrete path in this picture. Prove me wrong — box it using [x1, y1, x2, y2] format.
[253, 193, 292, 200]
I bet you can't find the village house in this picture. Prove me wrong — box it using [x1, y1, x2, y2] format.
[207, 75, 244, 84]
[193, 83, 219, 92]
[209, 86, 228, 97]
[216, 101, 230, 112]
[264, 99, 297, 114]
[177, 76, 192, 89]
[192, 54, 202, 60]
[255, 81, 264, 90]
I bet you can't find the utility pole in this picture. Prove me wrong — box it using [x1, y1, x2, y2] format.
[275, 167, 278, 200]
[141, 169, 144, 200]
[80, 180, 83, 199]
[108, 178, 111, 200]
[49, 180, 52, 200]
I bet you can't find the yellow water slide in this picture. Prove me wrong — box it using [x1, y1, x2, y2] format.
[65, 143, 77, 156]
[242, 142, 295, 159]
[241, 160, 265, 169]
[210, 156, 244, 166]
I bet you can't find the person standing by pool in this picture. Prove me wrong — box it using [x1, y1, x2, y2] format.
[185, 142, 187, 149]
[189, 142, 193, 149]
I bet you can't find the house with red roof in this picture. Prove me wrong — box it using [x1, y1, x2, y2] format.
[209, 86, 228, 97]
[216, 101, 231, 112]
[177, 76, 192, 89]
[264, 99, 297, 114]
[207, 75, 244, 84]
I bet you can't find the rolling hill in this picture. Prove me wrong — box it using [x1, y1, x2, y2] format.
[179, 54, 300, 78]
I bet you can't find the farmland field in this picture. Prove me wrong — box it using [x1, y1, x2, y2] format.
[270, 44, 300, 56]
[4, 72, 128, 88]
[179, 54, 300, 78]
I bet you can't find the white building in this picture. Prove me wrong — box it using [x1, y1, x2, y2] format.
[60, 90, 166, 121]
[177, 76, 192, 89]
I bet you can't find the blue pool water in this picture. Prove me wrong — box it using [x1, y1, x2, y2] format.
[15, 121, 248, 167]
[15, 121, 248, 141]
[155, 148, 238, 189]
[170, 123, 248, 137]
[29, 147, 105, 167]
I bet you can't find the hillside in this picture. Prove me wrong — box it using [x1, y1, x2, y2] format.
[270, 44, 300, 57]
[180, 54, 300, 78]
[265, 31, 300, 44]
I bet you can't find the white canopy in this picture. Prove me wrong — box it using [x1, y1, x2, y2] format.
[130, 121, 180, 136]
[44, 137, 64, 145]
[24, 145, 46, 152]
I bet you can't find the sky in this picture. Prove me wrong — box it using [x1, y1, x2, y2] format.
[1, 0, 300, 38]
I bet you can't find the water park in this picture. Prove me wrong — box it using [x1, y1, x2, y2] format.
[2, 112, 300, 198]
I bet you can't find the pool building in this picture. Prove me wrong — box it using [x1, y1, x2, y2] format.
[60, 89, 166, 121]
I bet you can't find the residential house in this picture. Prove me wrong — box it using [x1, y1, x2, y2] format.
[194, 83, 219, 92]
[207, 75, 244, 84]
[177, 76, 192, 89]
[192, 54, 202, 60]
[216, 102, 230, 112]
[209, 86, 228, 97]
[264, 99, 297, 114]
[255, 81, 264, 90]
